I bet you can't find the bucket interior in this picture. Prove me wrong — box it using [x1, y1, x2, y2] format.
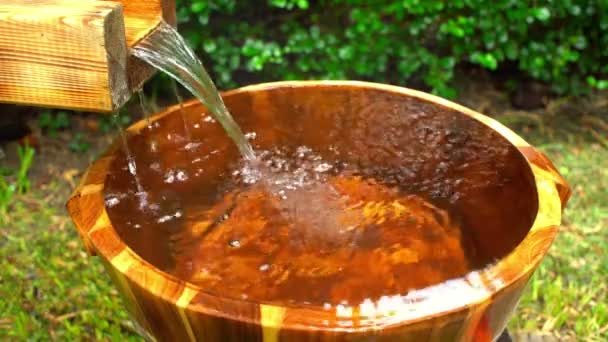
[103, 84, 539, 307]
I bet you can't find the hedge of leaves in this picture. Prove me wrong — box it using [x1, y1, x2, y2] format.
[174, 0, 608, 98]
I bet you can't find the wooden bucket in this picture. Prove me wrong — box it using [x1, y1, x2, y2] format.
[67, 81, 570, 341]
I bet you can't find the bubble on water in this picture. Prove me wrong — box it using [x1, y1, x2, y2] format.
[149, 140, 159, 153]
[193, 123, 200, 128]
[203, 116, 215, 123]
[314, 162, 333, 173]
[176, 170, 188, 181]
[259, 264, 270, 272]
[163, 168, 188, 183]
[449, 192, 461, 204]
[296, 146, 312, 158]
[245, 132, 257, 140]
[240, 163, 262, 185]
[105, 196, 120, 208]
[435, 161, 449, 175]
[157, 210, 183, 223]
[164, 170, 175, 183]
[134, 224, 142, 229]
[157, 216, 170, 223]
[135, 191, 150, 211]
[149, 162, 161, 172]
[228, 239, 241, 248]
[184, 142, 201, 151]
[127, 159, 138, 176]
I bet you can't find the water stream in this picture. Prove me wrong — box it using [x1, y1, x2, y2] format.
[170, 79, 192, 141]
[129, 21, 361, 249]
[137, 90, 152, 127]
[112, 114, 144, 194]
[132, 22, 256, 161]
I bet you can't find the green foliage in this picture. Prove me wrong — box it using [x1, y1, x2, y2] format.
[16, 144, 35, 194]
[68, 133, 91, 153]
[38, 111, 70, 137]
[587, 76, 608, 90]
[0, 175, 17, 218]
[174, 0, 608, 98]
[98, 110, 131, 134]
[0, 199, 139, 341]
[0, 144, 34, 219]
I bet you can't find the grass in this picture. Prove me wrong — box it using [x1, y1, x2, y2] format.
[0, 144, 34, 219]
[0, 183, 140, 341]
[508, 129, 608, 340]
[0, 110, 606, 340]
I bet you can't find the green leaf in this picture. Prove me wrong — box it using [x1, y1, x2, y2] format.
[534, 7, 551, 21]
[190, 2, 206, 13]
[472, 52, 498, 70]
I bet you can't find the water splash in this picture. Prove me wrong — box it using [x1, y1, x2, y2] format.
[132, 22, 256, 161]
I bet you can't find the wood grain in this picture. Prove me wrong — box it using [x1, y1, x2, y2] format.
[0, 0, 126, 111]
[0, 0, 175, 112]
[109, 0, 177, 92]
[67, 81, 570, 341]
[109, 0, 176, 46]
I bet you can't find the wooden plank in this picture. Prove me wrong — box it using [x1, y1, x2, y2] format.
[110, 0, 176, 46]
[109, 0, 177, 93]
[0, 0, 176, 112]
[0, 0, 128, 112]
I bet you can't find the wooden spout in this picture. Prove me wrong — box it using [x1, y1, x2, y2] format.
[0, 0, 175, 113]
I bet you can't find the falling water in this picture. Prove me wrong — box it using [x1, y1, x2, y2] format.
[131, 22, 353, 233]
[112, 114, 143, 194]
[170, 79, 192, 140]
[132, 22, 256, 161]
[137, 90, 152, 127]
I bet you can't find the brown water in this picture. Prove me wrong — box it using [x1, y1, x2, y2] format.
[125, 21, 480, 306]
[118, 18, 540, 316]
[106, 139, 484, 306]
